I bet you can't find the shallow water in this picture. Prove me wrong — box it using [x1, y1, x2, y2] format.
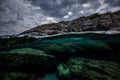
[0, 33, 120, 80]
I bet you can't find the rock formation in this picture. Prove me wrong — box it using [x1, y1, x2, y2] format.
[21, 11, 120, 35]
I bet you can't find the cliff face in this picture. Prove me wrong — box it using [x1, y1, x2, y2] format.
[22, 11, 120, 35]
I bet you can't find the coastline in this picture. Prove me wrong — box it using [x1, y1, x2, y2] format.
[23, 31, 120, 39]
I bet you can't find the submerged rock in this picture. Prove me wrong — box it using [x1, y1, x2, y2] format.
[57, 58, 120, 80]
[0, 48, 56, 71]
[9, 48, 53, 57]
[0, 33, 120, 80]
[82, 61, 120, 80]
[57, 64, 71, 79]
[0, 72, 47, 80]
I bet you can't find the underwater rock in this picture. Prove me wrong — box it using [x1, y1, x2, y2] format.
[82, 60, 120, 80]
[38, 39, 115, 61]
[28, 33, 120, 62]
[0, 33, 120, 80]
[57, 58, 120, 80]
[57, 64, 71, 79]
[9, 48, 51, 56]
[0, 72, 39, 80]
[0, 48, 56, 71]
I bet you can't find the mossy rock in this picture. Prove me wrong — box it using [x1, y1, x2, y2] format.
[0, 48, 56, 69]
[0, 72, 43, 80]
[57, 58, 120, 80]
[82, 60, 120, 80]
[8, 48, 54, 57]
[44, 44, 66, 54]
[57, 64, 71, 79]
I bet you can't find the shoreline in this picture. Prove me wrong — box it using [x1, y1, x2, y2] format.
[28, 31, 120, 39]
[1, 31, 120, 39]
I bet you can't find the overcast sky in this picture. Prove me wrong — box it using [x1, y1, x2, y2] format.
[0, 0, 120, 35]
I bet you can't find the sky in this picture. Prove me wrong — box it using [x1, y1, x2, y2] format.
[0, 0, 120, 35]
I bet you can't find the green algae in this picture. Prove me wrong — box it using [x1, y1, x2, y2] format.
[8, 48, 54, 58]
[57, 58, 120, 80]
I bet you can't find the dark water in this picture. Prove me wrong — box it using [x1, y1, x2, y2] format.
[0, 33, 120, 80]
[25, 33, 120, 61]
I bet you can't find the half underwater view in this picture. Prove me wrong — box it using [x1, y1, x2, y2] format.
[0, 32, 120, 80]
[0, 0, 120, 80]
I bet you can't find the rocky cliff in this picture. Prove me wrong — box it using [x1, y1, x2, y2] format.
[21, 11, 120, 35]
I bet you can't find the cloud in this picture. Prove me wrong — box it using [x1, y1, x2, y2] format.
[26, 0, 120, 19]
[63, 12, 73, 19]
[95, 0, 109, 13]
[0, 0, 120, 35]
[80, 10, 85, 14]
[63, 15, 69, 19]
[0, 0, 58, 35]
[82, 3, 91, 8]
[68, 12, 73, 16]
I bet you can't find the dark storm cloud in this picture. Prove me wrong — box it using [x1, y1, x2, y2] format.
[29, 0, 97, 17]
[0, 0, 58, 35]
[105, 0, 120, 7]
[29, 0, 120, 18]
[29, 0, 75, 17]
[28, 0, 99, 19]
[0, 0, 120, 35]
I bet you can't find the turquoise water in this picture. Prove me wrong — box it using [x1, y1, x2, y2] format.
[0, 33, 120, 61]
[1, 33, 116, 61]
